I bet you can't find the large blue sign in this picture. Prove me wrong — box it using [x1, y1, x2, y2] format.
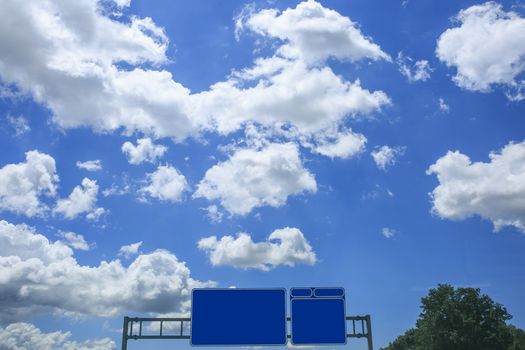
[290, 287, 346, 345]
[191, 288, 287, 346]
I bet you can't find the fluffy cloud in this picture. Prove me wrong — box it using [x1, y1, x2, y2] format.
[194, 143, 317, 215]
[238, 0, 390, 64]
[0, 0, 197, 140]
[0, 0, 390, 147]
[371, 145, 406, 170]
[193, 59, 390, 139]
[76, 160, 102, 171]
[139, 165, 188, 202]
[0, 150, 58, 217]
[202, 0, 392, 145]
[0, 220, 215, 322]
[310, 128, 367, 159]
[427, 140, 525, 232]
[118, 241, 143, 258]
[198, 227, 316, 271]
[58, 231, 92, 251]
[396, 52, 432, 82]
[0, 323, 115, 350]
[121, 138, 167, 164]
[436, 2, 525, 100]
[54, 178, 105, 220]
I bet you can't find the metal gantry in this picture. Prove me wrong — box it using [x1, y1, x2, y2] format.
[121, 315, 373, 350]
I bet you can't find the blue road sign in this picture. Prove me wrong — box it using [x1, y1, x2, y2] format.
[290, 287, 347, 345]
[191, 288, 286, 346]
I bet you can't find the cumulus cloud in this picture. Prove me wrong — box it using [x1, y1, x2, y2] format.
[58, 231, 92, 251]
[237, 0, 390, 64]
[0, 0, 390, 148]
[0, 220, 215, 322]
[0, 0, 197, 140]
[121, 138, 167, 164]
[194, 58, 390, 140]
[194, 143, 317, 216]
[427, 140, 525, 232]
[396, 52, 432, 82]
[436, 2, 525, 100]
[0, 322, 116, 350]
[371, 145, 406, 170]
[0, 150, 58, 217]
[118, 241, 143, 258]
[310, 128, 367, 159]
[112, 0, 130, 8]
[139, 165, 188, 202]
[54, 178, 106, 220]
[76, 160, 102, 171]
[198, 227, 316, 271]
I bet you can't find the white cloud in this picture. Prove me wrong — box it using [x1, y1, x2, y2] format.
[204, 205, 223, 224]
[121, 138, 167, 164]
[0, 0, 390, 147]
[112, 0, 131, 8]
[198, 227, 316, 271]
[310, 128, 366, 159]
[0, 323, 116, 350]
[194, 59, 390, 139]
[6, 115, 30, 136]
[382, 227, 396, 238]
[371, 145, 406, 170]
[76, 160, 102, 171]
[194, 143, 317, 216]
[0, 0, 197, 140]
[0, 150, 58, 217]
[396, 52, 432, 82]
[0, 220, 215, 322]
[439, 97, 450, 113]
[238, 0, 390, 64]
[58, 231, 92, 251]
[54, 178, 106, 220]
[427, 140, 525, 232]
[102, 178, 131, 197]
[436, 2, 525, 100]
[139, 165, 188, 202]
[118, 241, 143, 258]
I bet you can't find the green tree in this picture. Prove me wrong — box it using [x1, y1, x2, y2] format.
[381, 284, 523, 350]
[509, 325, 525, 350]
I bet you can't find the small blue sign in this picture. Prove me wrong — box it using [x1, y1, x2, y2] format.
[290, 287, 346, 345]
[191, 288, 286, 346]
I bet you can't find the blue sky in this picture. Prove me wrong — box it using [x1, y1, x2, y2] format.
[0, 0, 524, 349]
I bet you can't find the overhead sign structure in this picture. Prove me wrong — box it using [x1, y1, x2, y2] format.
[290, 287, 347, 345]
[191, 288, 287, 346]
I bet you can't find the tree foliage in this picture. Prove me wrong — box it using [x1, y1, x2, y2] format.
[381, 284, 524, 350]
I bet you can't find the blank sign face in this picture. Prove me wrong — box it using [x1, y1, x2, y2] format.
[191, 289, 286, 346]
[290, 288, 346, 345]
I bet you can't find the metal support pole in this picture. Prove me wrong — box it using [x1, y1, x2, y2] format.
[365, 315, 373, 350]
[121, 316, 129, 350]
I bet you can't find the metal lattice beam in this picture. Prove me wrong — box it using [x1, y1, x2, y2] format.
[121, 315, 373, 350]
